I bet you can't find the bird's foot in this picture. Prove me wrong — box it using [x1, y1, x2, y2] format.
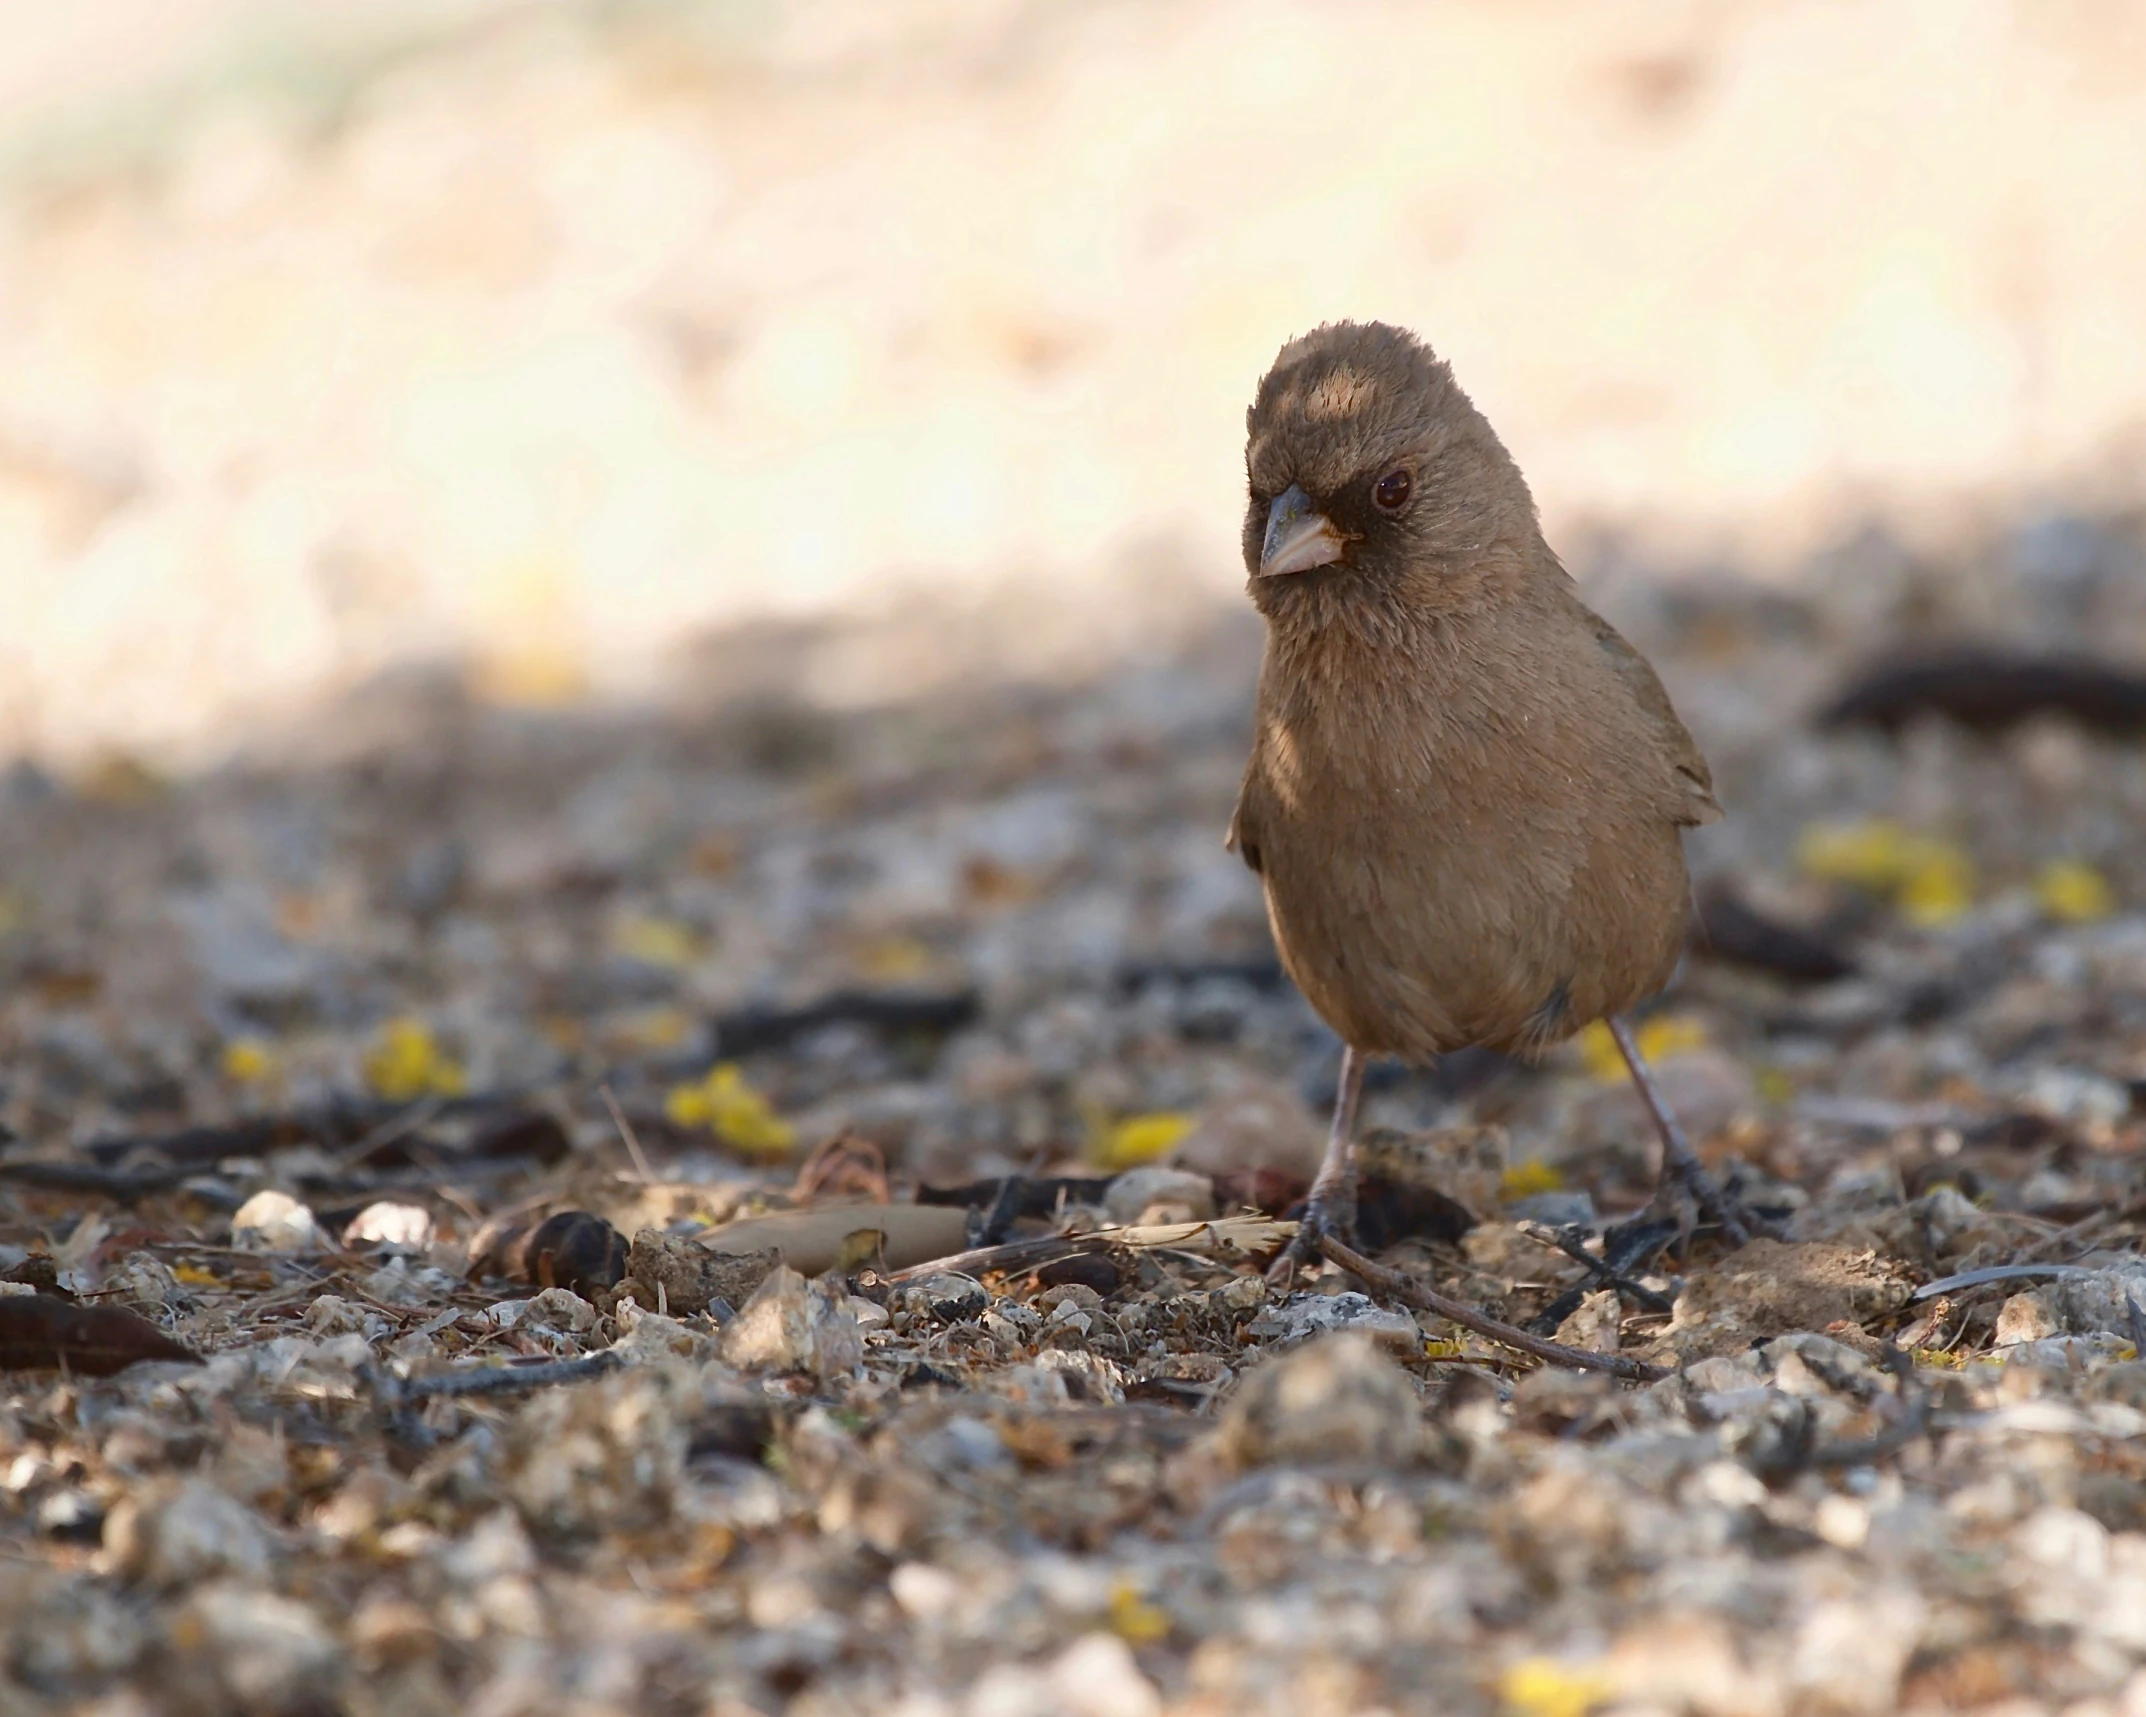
[1267, 1174, 1358, 1285]
[1649, 1154, 1786, 1251]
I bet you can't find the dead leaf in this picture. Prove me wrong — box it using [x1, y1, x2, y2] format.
[700, 1204, 970, 1274]
[0, 1296, 202, 1375]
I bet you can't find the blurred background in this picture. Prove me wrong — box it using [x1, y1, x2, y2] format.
[6, 0, 2146, 765]
[8, 0, 2146, 1167]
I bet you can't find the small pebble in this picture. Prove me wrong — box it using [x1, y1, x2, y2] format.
[230, 1190, 326, 1253]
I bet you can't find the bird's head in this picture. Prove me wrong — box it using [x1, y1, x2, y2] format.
[1242, 321, 1540, 624]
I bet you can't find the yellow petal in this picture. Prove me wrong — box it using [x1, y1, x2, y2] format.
[664, 1083, 713, 1127]
[1798, 818, 1916, 889]
[1753, 1066, 1796, 1106]
[1499, 1658, 1614, 1717]
[2035, 859, 2116, 924]
[1108, 1581, 1171, 1645]
[1800, 818, 1977, 922]
[668, 1062, 796, 1157]
[362, 1017, 467, 1101]
[1500, 1160, 1565, 1201]
[612, 916, 702, 969]
[1577, 1015, 1706, 1083]
[856, 935, 935, 982]
[220, 1038, 279, 1085]
[1092, 1111, 1196, 1171]
[1897, 846, 1976, 926]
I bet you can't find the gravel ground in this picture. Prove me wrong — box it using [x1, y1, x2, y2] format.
[7, 525, 2146, 1716]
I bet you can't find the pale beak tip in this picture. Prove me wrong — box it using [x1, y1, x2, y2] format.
[1259, 485, 1347, 578]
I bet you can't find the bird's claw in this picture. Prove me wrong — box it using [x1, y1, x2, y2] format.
[1267, 1181, 1358, 1284]
[1654, 1156, 1785, 1250]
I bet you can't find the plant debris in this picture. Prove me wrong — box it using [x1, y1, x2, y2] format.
[8, 281, 2146, 1717]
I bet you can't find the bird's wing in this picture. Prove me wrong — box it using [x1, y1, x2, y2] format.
[1225, 767, 1265, 874]
[1591, 618, 1723, 827]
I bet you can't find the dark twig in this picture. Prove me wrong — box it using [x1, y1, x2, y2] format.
[882, 1232, 1093, 1285]
[1519, 1221, 1675, 1335]
[975, 1145, 1052, 1249]
[1322, 1236, 1670, 1383]
[714, 987, 979, 1056]
[334, 1095, 449, 1169]
[598, 1083, 656, 1185]
[1910, 1262, 2101, 1302]
[0, 1159, 187, 1200]
[386, 1349, 623, 1404]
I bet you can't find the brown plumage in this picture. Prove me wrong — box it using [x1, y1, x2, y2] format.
[1230, 321, 1753, 1274]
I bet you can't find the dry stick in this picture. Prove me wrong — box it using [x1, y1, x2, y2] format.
[335, 1094, 449, 1169]
[390, 1350, 622, 1403]
[883, 1232, 1089, 1285]
[976, 1144, 1053, 1249]
[1517, 1220, 1675, 1315]
[598, 1083, 657, 1185]
[1321, 1236, 1670, 1384]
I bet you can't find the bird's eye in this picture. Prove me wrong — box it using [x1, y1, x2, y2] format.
[1372, 468, 1413, 512]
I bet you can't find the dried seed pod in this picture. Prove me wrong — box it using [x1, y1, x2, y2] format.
[523, 1211, 628, 1297]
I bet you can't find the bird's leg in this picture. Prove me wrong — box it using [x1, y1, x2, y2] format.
[1608, 1015, 1779, 1247]
[1267, 1044, 1367, 1283]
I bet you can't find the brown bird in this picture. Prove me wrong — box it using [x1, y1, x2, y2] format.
[1227, 321, 1763, 1277]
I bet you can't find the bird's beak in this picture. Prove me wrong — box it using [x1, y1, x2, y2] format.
[1259, 484, 1347, 578]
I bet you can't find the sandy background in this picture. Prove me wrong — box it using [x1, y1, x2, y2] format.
[3, 0, 2146, 763]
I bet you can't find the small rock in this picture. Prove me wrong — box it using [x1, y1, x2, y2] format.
[1047, 1632, 1162, 1717]
[341, 1201, 435, 1251]
[626, 1229, 778, 1317]
[37, 1487, 105, 1542]
[1248, 1291, 1419, 1350]
[2025, 1065, 2132, 1128]
[230, 1190, 325, 1254]
[720, 1266, 864, 1378]
[1551, 1289, 1621, 1353]
[356, 1262, 432, 1307]
[305, 1294, 386, 1340]
[1215, 1332, 1427, 1468]
[913, 1272, 989, 1323]
[1038, 1282, 1104, 1318]
[1787, 1588, 1926, 1714]
[1662, 1240, 1912, 1361]
[168, 1583, 343, 1716]
[613, 1299, 711, 1361]
[439, 1508, 537, 1586]
[522, 1286, 597, 1333]
[1507, 1191, 1599, 1228]
[1463, 1221, 1555, 1279]
[1510, 1368, 1616, 1435]
[104, 1251, 185, 1312]
[914, 1414, 1015, 1476]
[1102, 1166, 1215, 1226]
[889, 1561, 963, 1620]
[104, 1478, 274, 1588]
[1997, 1290, 2062, 1346]
[2045, 1264, 2146, 1338]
